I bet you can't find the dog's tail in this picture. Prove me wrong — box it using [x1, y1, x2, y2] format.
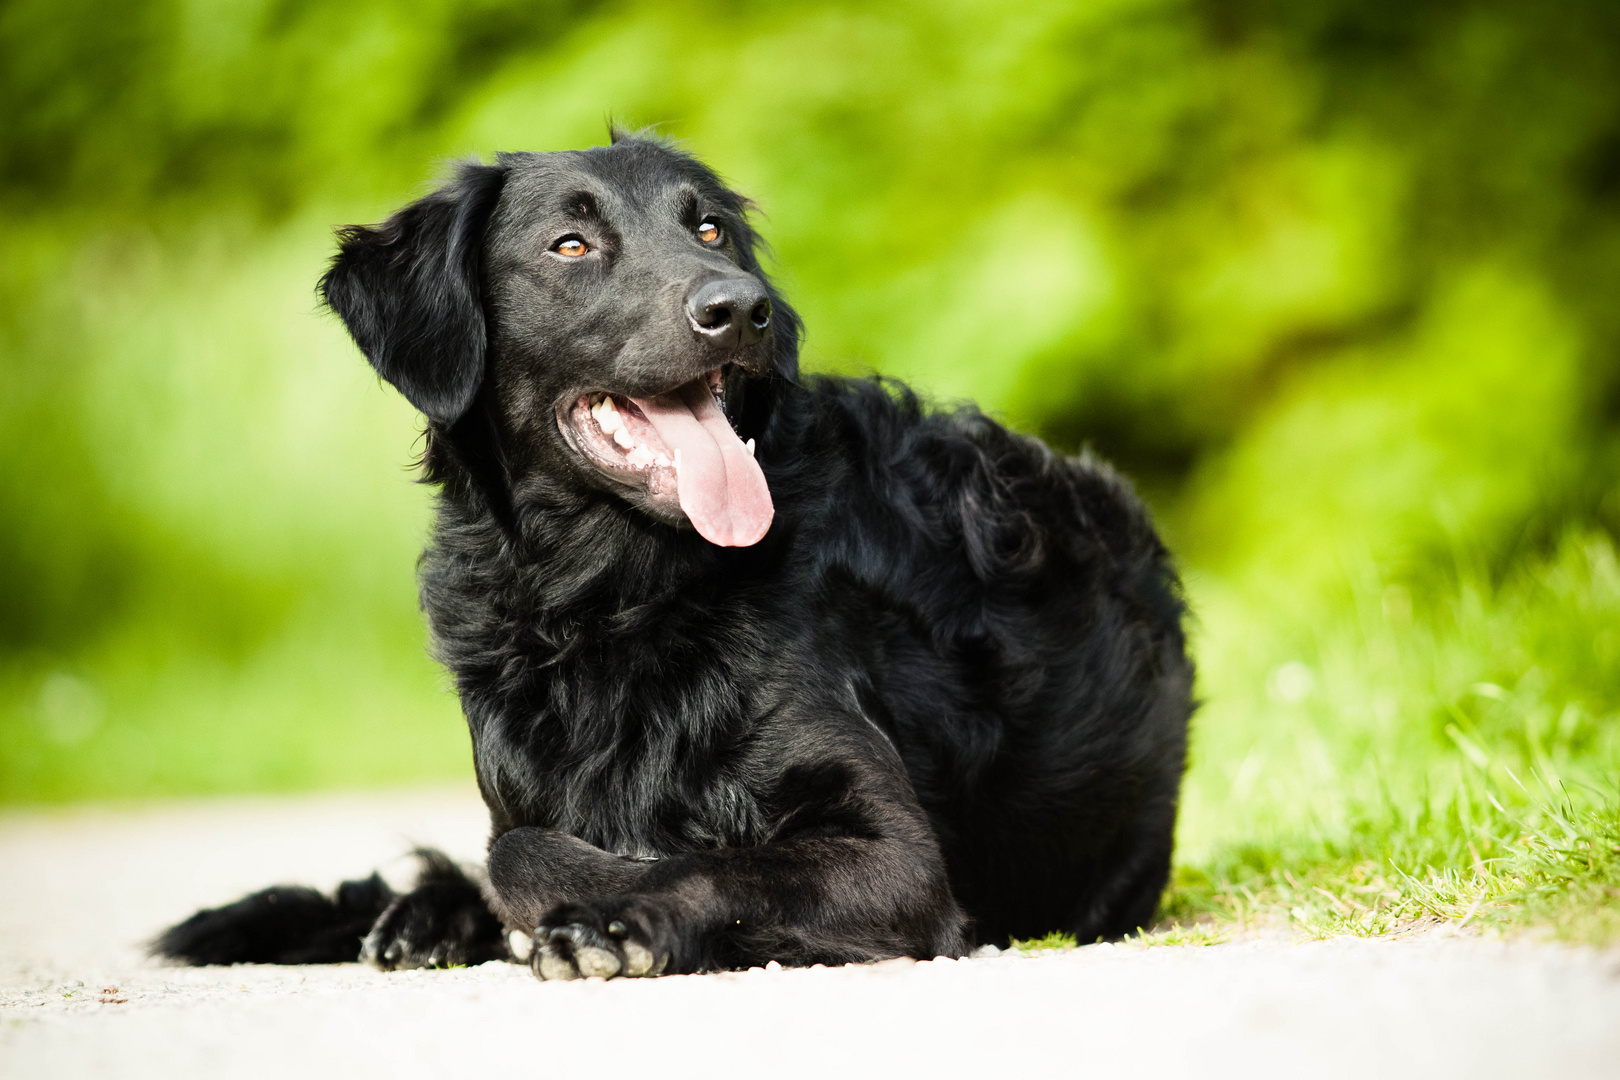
[151, 872, 399, 965]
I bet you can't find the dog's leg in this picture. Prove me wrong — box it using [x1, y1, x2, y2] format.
[359, 849, 508, 970]
[152, 873, 397, 965]
[488, 770, 968, 980]
[485, 828, 658, 977]
[486, 828, 651, 924]
[522, 835, 966, 979]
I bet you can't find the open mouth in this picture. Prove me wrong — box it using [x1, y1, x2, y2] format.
[560, 366, 773, 548]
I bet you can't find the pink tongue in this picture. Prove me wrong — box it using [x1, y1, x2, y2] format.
[628, 379, 773, 547]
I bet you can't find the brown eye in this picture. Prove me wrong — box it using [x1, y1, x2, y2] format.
[554, 236, 589, 257]
[697, 221, 721, 244]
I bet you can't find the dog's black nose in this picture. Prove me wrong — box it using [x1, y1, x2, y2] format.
[686, 278, 771, 348]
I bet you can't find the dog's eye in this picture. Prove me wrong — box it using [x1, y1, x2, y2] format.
[697, 221, 721, 244]
[553, 236, 590, 258]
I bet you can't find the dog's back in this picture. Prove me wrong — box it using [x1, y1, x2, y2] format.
[770, 376, 1192, 943]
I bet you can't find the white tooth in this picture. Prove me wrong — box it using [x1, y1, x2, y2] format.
[653, 454, 671, 468]
[625, 445, 654, 467]
[674, 448, 682, 474]
[613, 427, 636, 450]
[593, 399, 623, 434]
[746, 438, 755, 458]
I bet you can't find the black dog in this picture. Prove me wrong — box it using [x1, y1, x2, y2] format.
[155, 133, 1193, 980]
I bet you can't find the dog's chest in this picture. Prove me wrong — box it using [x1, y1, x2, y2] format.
[477, 615, 779, 855]
[428, 520, 807, 855]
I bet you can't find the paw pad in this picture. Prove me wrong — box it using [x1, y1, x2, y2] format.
[529, 912, 669, 981]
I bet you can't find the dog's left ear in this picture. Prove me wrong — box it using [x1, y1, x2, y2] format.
[320, 162, 508, 425]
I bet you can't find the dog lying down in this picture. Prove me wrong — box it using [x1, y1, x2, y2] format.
[155, 133, 1193, 979]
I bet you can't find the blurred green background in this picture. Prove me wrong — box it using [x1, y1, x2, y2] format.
[2, 0, 1618, 929]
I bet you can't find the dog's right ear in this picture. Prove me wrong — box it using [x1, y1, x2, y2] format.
[319, 162, 507, 426]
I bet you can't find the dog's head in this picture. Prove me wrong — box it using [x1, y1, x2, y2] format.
[320, 134, 800, 547]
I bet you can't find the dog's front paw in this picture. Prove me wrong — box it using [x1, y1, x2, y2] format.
[362, 884, 506, 970]
[360, 854, 506, 970]
[531, 897, 676, 981]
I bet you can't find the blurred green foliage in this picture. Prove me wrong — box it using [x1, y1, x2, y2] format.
[3, 0, 1619, 937]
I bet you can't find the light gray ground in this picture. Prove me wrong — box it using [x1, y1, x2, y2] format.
[2, 788, 1617, 1079]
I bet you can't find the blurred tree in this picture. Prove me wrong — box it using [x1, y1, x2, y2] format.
[1, 0, 1617, 799]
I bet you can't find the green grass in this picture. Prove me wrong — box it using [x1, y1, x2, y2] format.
[1162, 780, 1620, 945]
[1007, 531, 1620, 952]
[1011, 931, 1080, 953]
[1155, 530, 1620, 946]
[1017, 792, 1620, 952]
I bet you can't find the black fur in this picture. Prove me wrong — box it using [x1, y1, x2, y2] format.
[359, 850, 508, 970]
[154, 873, 396, 965]
[319, 161, 507, 425]
[154, 134, 1192, 978]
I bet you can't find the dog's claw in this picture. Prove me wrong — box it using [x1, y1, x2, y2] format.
[530, 903, 673, 981]
[533, 922, 623, 980]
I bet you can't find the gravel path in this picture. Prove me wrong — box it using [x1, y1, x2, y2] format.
[3, 788, 1617, 1078]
